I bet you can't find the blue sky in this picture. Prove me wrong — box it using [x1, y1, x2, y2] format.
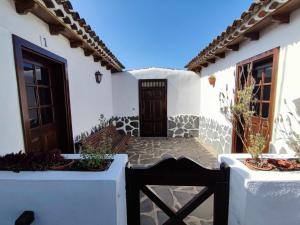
[71, 0, 253, 70]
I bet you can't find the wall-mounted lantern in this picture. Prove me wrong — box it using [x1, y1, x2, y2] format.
[95, 71, 103, 84]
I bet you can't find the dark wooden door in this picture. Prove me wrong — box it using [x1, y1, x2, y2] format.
[13, 35, 73, 153]
[22, 54, 58, 152]
[139, 79, 167, 137]
[20, 52, 67, 153]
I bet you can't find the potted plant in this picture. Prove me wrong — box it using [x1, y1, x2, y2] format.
[208, 75, 216, 87]
[78, 136, 114, 171]
[0, 136, 115, 172]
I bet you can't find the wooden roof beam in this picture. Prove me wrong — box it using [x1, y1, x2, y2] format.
[227, 44, 239, 51]
[83, 49, 94, 56]
[272, 14, 290, 24]
[207, 58, 216, 64]
[15, 0, 38, 15]
[49, 24, 65, 35]
[42, 0, 55, 8]
[101, 61, 108, 67]
[111, 68, 119, 73]
[192, 66, 202, 73]
[70, 40, 83, 48]
[201, 63, 208, 68]
[244, 31, 260, 41]
[93, 56, 101, 62]
[215, 52, 225, 58]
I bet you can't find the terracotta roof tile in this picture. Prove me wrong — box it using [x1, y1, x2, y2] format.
[186, 0, 297, 71]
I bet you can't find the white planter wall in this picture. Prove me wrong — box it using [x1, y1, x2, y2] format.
[0, 154, 128, 225]
[112, 68, 201, 137]
[199, 8, 300, 154]
[219, 154, 300, 225]
[0, 0, 114, 155]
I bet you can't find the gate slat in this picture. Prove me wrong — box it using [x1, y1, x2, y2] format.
[126, 157, 230, 225]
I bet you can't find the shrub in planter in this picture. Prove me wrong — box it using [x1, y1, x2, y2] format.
[79, 137, 114, 171]
[0, 137, 115, 172]
[0, 149, 72, 172]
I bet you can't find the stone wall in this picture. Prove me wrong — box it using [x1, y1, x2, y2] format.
[198, 116, 232, 154]
[112, 116, 139, 136]
[168, 115, 200, 138]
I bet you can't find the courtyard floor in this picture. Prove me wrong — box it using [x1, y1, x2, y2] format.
[126, 137, 218, 225]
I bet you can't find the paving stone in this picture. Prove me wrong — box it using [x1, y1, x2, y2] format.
[157, 210, 168, 224]
[141, 214, 156, 225]
[140, 198, 154, 213]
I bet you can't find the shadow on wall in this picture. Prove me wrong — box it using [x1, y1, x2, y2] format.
[199, 116, 232, 154]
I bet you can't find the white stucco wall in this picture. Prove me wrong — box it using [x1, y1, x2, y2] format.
[111, 68, 201, 137]
[0, 0, 114, 154]
[199, 8, 300, 154]
[112, 68, 200, 117]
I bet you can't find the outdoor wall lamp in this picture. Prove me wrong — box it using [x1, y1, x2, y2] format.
[95, 71, 103, 84]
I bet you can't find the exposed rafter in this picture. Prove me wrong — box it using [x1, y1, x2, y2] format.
[272, 14, 290, 24]
[207, 58, 216, 64]
[244, 32, 260, 41]
[227, 44, 239, 51]
[70, 40, 83, 48]
[186, 0, 300, 71]
[14, 0, 38, 15]
[49, 24, 65, 35]
[215, 52, 226, 59]
[83, 49, 94, 57]
[14, 0, 124, 73]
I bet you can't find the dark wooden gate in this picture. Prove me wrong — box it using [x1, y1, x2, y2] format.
[126, 157, 230, 225]
[139, 79, 167, 137]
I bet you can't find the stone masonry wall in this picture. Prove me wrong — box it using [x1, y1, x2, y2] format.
[112, 116, 139, 136]
[198, 116, 232, 154]
[168, 115, 200, 138]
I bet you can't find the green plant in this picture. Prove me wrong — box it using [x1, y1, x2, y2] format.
[80, 136, 114, 170]
[220, 65, 268, 161]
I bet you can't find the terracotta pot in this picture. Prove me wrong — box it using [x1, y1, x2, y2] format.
[208, 76, 216, 87]
[267, 158, 300, 171]
[244, 158, 274, 171]
[50, 160, 75, 170]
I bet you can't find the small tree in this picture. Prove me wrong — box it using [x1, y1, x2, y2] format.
[220, 64, 268, 161]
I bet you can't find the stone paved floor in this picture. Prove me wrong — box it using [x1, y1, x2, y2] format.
[126, 137, 218, 225]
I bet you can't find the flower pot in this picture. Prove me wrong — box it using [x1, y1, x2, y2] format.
[244, 158, 274, 171]
[208, 76, 216, 87]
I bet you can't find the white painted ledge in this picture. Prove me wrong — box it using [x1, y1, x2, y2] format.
[219, 154, 300, 225]
[0, 154, 128, 225]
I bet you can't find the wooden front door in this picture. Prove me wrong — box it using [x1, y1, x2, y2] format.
[22, 55, 60, 152]
[233, 48, 279, 153]
[139, 79, 167, 137]
[13, 35, 73, 153]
